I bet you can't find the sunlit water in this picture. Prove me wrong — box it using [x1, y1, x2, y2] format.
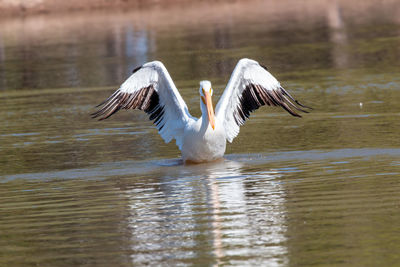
[1, 0, 400, 266]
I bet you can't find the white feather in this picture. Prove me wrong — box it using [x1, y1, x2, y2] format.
[117, 61, 194, 149]
[215, 58, 282, 143]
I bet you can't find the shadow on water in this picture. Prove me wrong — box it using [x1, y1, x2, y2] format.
[2, 148, 399, 182]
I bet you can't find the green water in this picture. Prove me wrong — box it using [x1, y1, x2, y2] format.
[1, 1, 400, 266]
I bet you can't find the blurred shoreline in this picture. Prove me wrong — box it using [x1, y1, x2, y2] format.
[1, 0, 400, 18]
[3, 0, 238, 17]
[1, 0, 400, 92]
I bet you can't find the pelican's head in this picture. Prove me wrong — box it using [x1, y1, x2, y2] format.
[199, 80, 215, 130]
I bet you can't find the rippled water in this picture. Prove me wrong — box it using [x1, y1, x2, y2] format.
[1, 0, 400, 266]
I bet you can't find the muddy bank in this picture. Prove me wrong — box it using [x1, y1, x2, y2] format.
[0, 0, 228, 17]
[2, 0, 400, 18]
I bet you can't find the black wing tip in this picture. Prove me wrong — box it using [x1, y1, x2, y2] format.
[244, 83, 312, 120]
[260, 64, 269, 71]
[293, 113, 302, 118]
[132, 65, 143, 74]
[297, 100, 313, 110]
[279, 86, 313, 110]
[90, 109, 109, 120]
[285, 101, 311, 118]
[90, 112, 105, 120]
[91, 85, 162, 122]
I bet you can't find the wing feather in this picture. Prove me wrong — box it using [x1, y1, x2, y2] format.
[92, 61, 192, 149]
[215, 58, 311, 143]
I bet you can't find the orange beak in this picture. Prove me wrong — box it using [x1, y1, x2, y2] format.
[202, 90, 215, 130]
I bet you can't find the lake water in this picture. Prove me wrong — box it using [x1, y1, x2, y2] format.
[1, 0, 400, 266]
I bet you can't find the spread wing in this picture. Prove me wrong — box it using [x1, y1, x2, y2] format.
[215, 58, 311, 143]
[91, 61, 193, 149]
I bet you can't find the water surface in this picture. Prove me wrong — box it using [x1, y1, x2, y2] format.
[1, 1, 400, 266]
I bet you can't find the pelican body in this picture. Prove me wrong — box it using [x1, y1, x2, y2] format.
[92, 58, 310, 163]
[182, 84, 226, 162]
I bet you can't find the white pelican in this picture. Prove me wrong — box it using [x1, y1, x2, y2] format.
[92, 58, 310, 163]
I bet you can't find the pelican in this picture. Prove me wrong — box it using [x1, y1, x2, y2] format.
[92, 58, 310, 163]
